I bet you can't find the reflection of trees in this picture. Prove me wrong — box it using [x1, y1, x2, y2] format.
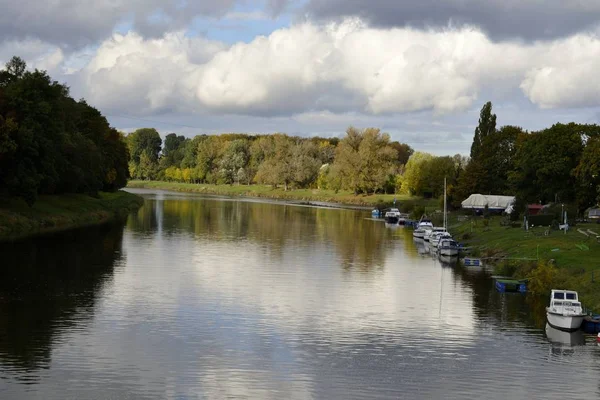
[0, 224, 125, 377]
[315, 209, 391, 271]
[131, 197, 393, 270]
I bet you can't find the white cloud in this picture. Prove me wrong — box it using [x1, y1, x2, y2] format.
[7, 19, 600, 119]
[520, 35, 600, 109]
[78, 32, 226, 114]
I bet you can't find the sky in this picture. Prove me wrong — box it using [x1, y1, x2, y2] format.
[2, 0, 600, 155]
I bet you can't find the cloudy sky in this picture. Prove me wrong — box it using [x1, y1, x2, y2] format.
[2, 0, 600, 155]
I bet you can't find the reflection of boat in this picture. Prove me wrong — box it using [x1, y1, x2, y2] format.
[438, 254, 458, 266]
[546, 290, 585, 332]
[398, 213, 409, 225]
[439, 239, 459, 256]
[384, 222, 399, 230]
[384, 208, 400, 224]
[414, 239, 429, 255]
[545, 323, 585, 346]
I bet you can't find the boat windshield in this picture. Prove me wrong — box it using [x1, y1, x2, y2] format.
[553, 292, 565, 299]
[566, 293, 576, 300]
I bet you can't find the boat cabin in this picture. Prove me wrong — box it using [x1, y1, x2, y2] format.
[549, 290, 583, 315]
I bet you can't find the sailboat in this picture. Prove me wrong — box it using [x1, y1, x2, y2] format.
[438, 177, 459, 257]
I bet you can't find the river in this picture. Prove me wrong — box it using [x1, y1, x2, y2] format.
[1, 188, 599, 399]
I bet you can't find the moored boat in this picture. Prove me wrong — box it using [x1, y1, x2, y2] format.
[438, 238, 459, 256]
[546, 289, 586, 332]
[430, 231, 451, 248]
[413, 226, 432, 239]
[384, 208, 401, 224]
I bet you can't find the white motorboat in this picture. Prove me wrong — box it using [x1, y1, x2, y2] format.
[546, 290, 586, 332]
[384, 208, 401, 224]
[438, 239, 459, 256]
[413, 226, 432, 239]
[429, 230, 450, 247]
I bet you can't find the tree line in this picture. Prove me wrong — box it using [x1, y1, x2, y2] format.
[129, 101, 600, 215]
[126, 127, 414, 194]
[0, 57, 129, 205]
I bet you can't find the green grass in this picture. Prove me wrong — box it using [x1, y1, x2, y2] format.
[449, 215, 600, 311]
[127, 180, 439, 208]
[0, 191, 143, 241]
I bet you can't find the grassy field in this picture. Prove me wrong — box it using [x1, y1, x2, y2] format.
[0, 191, 144, 241]
[448, 215, 600, 311]
[127, 180, 440, 208]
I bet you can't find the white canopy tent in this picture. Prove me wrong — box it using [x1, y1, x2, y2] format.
[461, 194, 516, 212]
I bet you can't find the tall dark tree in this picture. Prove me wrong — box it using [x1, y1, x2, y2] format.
[470, 101, 496, 159]
[390, 141, 414, 165]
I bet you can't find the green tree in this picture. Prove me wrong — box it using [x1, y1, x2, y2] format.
[470, 101, 496, 159]
[510, 123, 584, 203]
[160, 133, 186, 169]
[399, 152, 434, 195]
[334, 127, 398, 194]
[127, 128, 162, 165]
[0, 57, 130, 204]
[219, 139, 249, 184]
[390, 141, 414, 165]
[255, 134, 294, 190]
[575, 136, 600, 210]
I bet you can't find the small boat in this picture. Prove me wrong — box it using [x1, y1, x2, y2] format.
[413, 226, 432, 239]
[398, 213, 410, 225]
[546, 289, 585, 332]
[581, 315, 600, 334]
[384, 208, 401, 224]
[371, 209, 381, 219]
[438, 239, 459, 256]
[430, 231, 451, 248]
[494, 278, 527, 293]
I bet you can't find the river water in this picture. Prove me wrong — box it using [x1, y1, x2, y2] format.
[1, 188, 599, 399]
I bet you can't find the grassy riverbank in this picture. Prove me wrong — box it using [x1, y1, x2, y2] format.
[0, 191, 143, 241]
[127, 180, 439, 208]
[449, 216, 600, 311]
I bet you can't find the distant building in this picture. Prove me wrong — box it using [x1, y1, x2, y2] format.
[588, 208, 600, 220]
[527, 204, 544, 216]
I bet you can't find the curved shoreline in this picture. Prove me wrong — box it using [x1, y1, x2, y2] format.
[126, 180, 436, 209]
[0, 191, 143, 242]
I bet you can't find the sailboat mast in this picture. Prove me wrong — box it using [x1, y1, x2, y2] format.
[443, 177, 447, 229]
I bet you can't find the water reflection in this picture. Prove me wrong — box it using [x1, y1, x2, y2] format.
[127, 192, 393, 271]
[2, 190, 600, 399]
[545, 324, 586, 347]
[0, 223, 125, 380]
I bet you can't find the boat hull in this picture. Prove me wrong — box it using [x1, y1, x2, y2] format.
[546, 311, 585, 332]
[385, 216, 399, 224]
[413, 231, 425, 239]
[439, 248, 458, 256]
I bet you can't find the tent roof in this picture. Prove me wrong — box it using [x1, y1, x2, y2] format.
[461, 194, 515, 210]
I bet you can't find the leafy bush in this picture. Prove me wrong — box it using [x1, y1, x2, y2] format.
[527, 261, 559, 294]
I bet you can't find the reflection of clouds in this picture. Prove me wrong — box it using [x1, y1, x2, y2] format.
[186, 236, 476, 341]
